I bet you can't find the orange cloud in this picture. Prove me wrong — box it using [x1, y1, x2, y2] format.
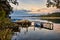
[29, 7, 58, 14]
[10, 3, 60, 14]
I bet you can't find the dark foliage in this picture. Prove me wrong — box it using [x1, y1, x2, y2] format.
[40, 12, 60, 17]
[47, 0, 60, 8]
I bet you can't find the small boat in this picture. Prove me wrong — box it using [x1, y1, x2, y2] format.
[34, 22, 43, 28]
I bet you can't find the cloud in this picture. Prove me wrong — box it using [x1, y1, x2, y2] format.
[28, 7, 60, 14]
[10, 0, 47, 10]
[19, 0, 47, 5]
[10, 0, 60, 14]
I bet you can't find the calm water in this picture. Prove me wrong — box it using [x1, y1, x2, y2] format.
[10, 10, 60, 40]
[11, 23, 60, 40]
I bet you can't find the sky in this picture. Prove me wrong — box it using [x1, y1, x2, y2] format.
[10, 0, 47, 10]
[10, 0, 60, 14]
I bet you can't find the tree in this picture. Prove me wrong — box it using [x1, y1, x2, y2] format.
[0, 0, 18, 17]
[0, 1, 19, 39]
[46, 0, 60, 8]
[0, 0, 19, 27]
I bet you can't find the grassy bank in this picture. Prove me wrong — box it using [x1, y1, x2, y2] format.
[0, 29, 13, 40]
[42, 19, 60, 23]
[40, 12, 60, 17]
[0, 1, 19, 40]
[40, 17, 60, 19]
[40, 12, 60, 23]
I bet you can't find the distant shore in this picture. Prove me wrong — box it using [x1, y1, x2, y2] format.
[40, 17, 60, 19]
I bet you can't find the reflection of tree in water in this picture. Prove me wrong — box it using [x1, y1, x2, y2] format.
[11, 23, 54, 40]
[24, 27, 28, 35]
[16, 20, 54, 33]
[19, 27, 41, 35]
[19, 27, 28, 35]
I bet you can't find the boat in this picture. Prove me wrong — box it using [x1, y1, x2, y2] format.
[34, 22, 43, 28]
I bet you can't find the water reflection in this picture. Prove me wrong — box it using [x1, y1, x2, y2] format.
[10, 10, 60, 40]
[11, 23, 60, 40]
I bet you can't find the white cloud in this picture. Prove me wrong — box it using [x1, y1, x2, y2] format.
[9, 0, 60, 14]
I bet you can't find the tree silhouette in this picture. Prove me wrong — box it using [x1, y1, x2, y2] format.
[47, 0, 60, 8]
[0, 0, 18, 17]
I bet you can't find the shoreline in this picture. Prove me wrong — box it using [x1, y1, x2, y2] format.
[40, 17, 60, 19]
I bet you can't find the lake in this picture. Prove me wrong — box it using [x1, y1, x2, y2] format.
[10, 10, 60, 40]
[11, 23, 60, 40]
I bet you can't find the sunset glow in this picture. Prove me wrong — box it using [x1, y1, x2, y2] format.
[10, 0, 60, 13]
